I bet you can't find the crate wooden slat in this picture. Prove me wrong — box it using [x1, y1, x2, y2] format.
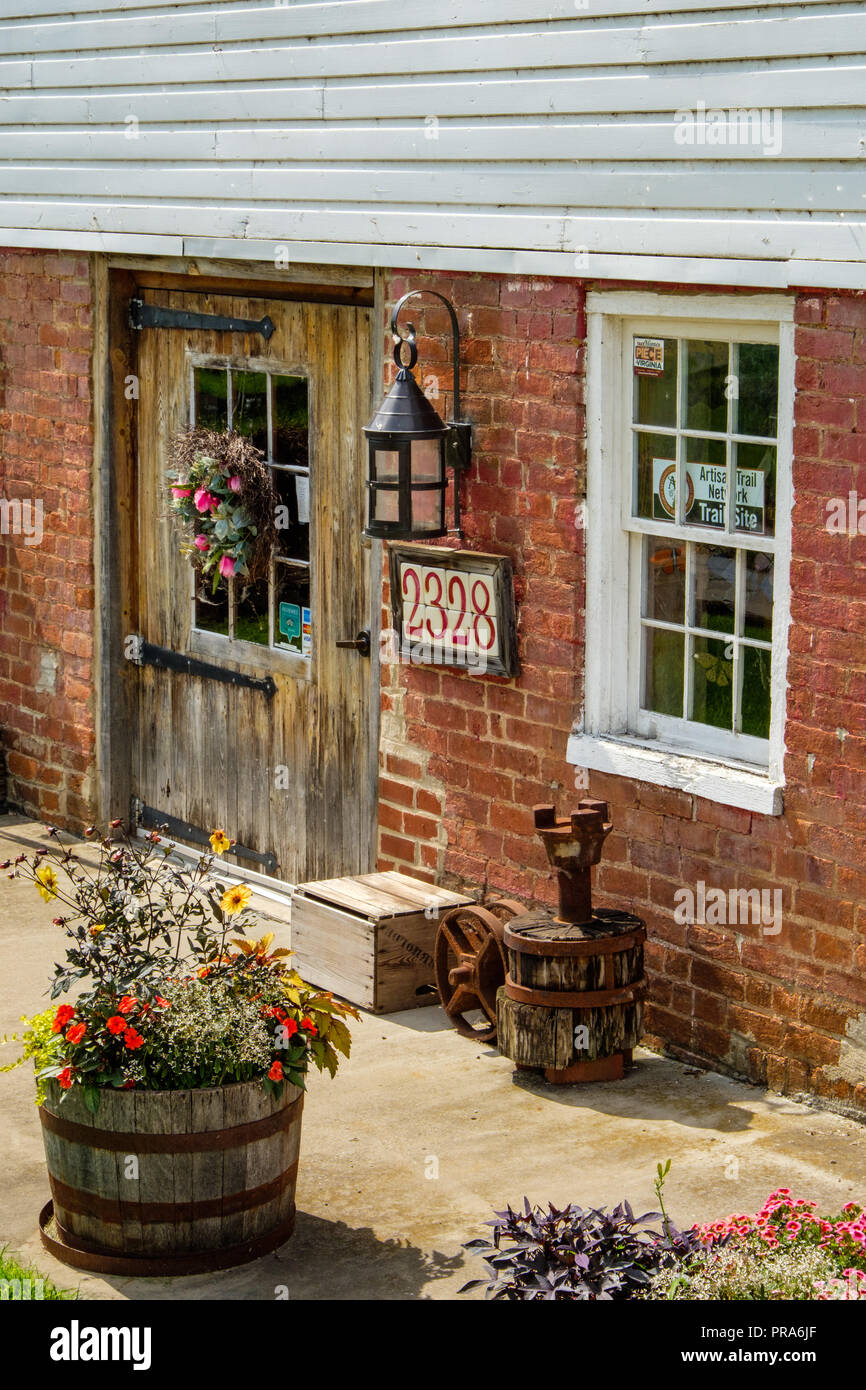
[290, 871, 473, 1013]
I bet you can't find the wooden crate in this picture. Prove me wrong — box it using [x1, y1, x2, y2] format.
[290, 871, 473, 1013]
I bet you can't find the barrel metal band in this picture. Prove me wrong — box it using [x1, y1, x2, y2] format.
[39, 1093, 302, 1153]
[40, 1200, 296, 1277]
[503, 925, 646, 957]
[49, 1160, 298, 1226]
[504, 974, 647, 1008]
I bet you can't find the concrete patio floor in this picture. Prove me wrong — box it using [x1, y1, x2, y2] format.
[1, 814, 864, 1301]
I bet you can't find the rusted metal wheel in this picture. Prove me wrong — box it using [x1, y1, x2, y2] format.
[434, 901, 519, 1042]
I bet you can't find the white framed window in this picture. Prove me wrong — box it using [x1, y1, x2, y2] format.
[568, 292, 795, 816]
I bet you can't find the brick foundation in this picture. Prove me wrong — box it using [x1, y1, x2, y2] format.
[0, 249, 96, 826]
[377, 270, 866, 1119]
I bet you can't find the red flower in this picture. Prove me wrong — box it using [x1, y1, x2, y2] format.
[123, 1027, 144, 1050]
[58, 1067, 73, 1090]
[155, 996, 169, 1008]
[66, 1023, 86, 1044]
[106, 1015, 126, 1035]
[283, 1017, 299, 1037]
[123, 1079, 135, 1089]
[300, 1017, 317, 1036]
[52, 1005, 75, 1034]
[118, 995, 136, 1015]
[268, 1061, 284, 1081]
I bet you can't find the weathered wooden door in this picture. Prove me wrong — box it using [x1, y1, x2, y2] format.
[131, 286, 376, 884]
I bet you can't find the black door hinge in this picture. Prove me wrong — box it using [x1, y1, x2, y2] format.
[133, 801, 278, 876]
[129, 639, 276, 698]
[130, 297, 275, 341]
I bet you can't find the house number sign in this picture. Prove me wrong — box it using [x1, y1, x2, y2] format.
[387, 544, 518, 677]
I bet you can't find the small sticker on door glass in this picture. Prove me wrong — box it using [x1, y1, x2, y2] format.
[295, 474, 310, 525]
[634, 337, 665, 375]
[302, 606, 312, 659]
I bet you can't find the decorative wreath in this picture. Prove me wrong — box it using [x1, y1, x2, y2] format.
[167, 429, 276, 590]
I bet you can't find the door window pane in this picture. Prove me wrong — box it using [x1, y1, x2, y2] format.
[195, 368, 228, 430]
[231, 371, 268, 453]
[273, 375, 309, 464]
[194, 578, 230, 636]
[234, 577, 269, 646]
[274, 563, 311, 657]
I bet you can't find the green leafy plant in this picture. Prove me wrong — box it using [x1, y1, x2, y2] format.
[0, 1246, 76, 1300]
[0, 1008, 62, 1105]
[2, 823, 359, 1108]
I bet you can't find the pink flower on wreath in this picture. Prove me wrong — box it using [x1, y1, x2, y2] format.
[194, 487, 218, 513]
[219, 554, 236, 578]
[171, 486, 192, 500]
[194, 534, 210, 552]
[228, 475, 242, 493]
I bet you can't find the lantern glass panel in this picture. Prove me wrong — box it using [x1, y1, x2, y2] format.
[410, 436, 443, 484]
[374, 447, 400, 482]
[373, 487, 400, 524]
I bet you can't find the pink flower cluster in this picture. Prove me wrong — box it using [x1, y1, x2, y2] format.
[694, 1188, 866, 1259]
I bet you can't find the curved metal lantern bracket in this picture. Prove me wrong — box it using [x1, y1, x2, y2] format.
[389, 290, 472, 532]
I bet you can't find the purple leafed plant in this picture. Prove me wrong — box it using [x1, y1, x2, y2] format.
[460, 1196, 700, 1301]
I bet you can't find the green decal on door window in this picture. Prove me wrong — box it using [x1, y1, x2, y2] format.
[279, 602, 301, 643]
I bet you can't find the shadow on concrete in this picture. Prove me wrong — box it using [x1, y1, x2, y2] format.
[507, 1052, 758, 1133]
[79, 1211, 465, 1302]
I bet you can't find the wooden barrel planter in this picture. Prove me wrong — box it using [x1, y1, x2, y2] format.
[38, 1077, 303, 1275]
[497, 908, 646, 1083]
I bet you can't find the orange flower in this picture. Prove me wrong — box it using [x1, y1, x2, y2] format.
[268, 1060, 284, 1081]
[106, 1015, 126, 1035]
[66, 1023, 86, 1044]
[52, 1005, 75, 1033]
[58, 1067, 73, 1090]
[123, 1027, 144, 1050]
[300, 1017, 317, 1036]
[118, 995, 136, 1014]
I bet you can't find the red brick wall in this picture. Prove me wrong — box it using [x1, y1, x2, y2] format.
[0, 249, 96, 826]
[377, 270, 866, 1118]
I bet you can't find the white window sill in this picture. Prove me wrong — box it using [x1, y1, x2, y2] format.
[566, 733, 783, 816]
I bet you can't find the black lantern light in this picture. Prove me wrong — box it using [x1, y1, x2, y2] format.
[364, 291, 471, 540]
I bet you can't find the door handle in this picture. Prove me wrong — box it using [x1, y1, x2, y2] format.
[336, 630, 371, 658]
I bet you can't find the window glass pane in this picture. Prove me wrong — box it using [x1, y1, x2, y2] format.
[273, 467, 310, 562]
[745, 552, 773, 641]
[633, 337, 677, 428]
[634, 431, 676, 522]
[274, 563, 311, 658]
[231, 371, 268, 453]
[690, 635, 733, 730]
[195, 368, 228, 430]
[693, 544, 735, 635]
[735, 342, 779, 439]
[684, 436, 727, 529]
[644, 535, 685, 622]
[273, 375, 309, 464]
[741, 645, 772, 739]
[234, 577, 269, 646]
[643, 627, 684, 716]
[685, 339, 728, 433]
[734, 442, 775, 537]
[195, 577, 230, 636]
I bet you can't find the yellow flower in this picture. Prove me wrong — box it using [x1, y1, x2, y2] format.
[220, 884, 251, 916]
[209, 829, 231, 855]
[90, 922, 106, 937]
[35, 864, 58, 902]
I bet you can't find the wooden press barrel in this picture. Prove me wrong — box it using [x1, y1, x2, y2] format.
[496, 908, 646, 1083]
[38, 1077, 303, 1275]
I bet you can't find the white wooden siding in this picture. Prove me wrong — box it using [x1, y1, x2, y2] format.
[0, 1, 864, 287]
